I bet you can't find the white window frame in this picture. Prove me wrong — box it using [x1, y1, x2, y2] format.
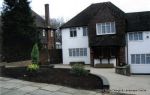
[131, 54, 150, 64]
[70, 28, 77, 37]
[69, 48, 87, 57]
[96, 22, 116, 35]
[128, 32, 143, 41]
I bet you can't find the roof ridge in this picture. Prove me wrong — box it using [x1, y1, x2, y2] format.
[126, 11, 150, 14]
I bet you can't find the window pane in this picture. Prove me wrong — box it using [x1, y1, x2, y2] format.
[102, 23, 105, 34]
[74, 31, 77, 37]
[146, 54, 150, 64]
[70, 31, 73, 37]
[138, 32, 143, 40]
[83, 48, 87, 56]
[134, 32, 138, 40]
[70, 28, 76, 37]
[69, 49, 72, 56]
[111, 22, 116, 33]
[80, 48, 84, 56]
[73, 49, 76, 56]
[83, 27, 88, 36]
[141, 54, 145, 64]
[96, 24, 101, 35]
[105, 22, 110, 33]
[76, 48, 79, 56]
[129, 33, 133, 41]
[136, 54, 140, 64]
[131, 54, 135, 64]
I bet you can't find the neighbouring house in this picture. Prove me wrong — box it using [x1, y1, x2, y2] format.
[60, 2, 150, 74]
[0, 11, 46, 62]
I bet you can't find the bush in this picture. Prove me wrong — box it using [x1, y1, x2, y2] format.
[27, 64, 39, 72]
[70, 64, 89, 76]
[31, 43, 39, 64]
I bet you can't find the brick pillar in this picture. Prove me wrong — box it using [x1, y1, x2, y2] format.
[90, 48, 94, 67]
[47, 30, 54, 49]
[118, 46, 126, 66]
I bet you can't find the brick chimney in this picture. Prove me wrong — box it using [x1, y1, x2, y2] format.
[45, 4, 54, 49]
[45, 4, 50, 27]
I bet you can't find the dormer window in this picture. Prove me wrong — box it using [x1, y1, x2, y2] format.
[96, 22, 116, 35]
[70, 28, 77, 37]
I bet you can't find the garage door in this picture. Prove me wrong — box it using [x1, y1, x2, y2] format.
[130, 64, 150, 74]
[130, 54, 150, 74]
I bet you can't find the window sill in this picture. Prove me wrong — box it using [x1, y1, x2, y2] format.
[96, 33, 116, 36]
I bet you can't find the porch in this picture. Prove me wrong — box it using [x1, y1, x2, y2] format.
[90, 46, 126, 68]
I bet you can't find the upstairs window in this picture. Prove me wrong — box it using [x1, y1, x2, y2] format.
[96, 22, 116, 35]
[83, 27, 88, 36]
[70, 28, 77, 37]
[129, 32, 143, 41]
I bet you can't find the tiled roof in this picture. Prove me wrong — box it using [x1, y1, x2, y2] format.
[126, 11, 150, 32]
[60, 2, 150, 32]
[60, 2, 125, 28]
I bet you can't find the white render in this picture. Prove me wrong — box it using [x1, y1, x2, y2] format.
[61, 27, 91, 64]
[127, 31, 150, 74]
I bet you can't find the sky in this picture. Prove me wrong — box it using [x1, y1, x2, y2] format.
[0, 0, 150, 21]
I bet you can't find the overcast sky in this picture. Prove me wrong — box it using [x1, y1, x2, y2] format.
[0, 0, 150, 21]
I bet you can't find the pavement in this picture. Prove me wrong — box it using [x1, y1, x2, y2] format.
[0, 77, 104, 95]
[0, 64, 150, 95]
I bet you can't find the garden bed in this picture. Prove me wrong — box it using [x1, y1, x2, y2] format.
[1, 67, 103, 90]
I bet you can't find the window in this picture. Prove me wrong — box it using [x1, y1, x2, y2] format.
[129, 32, 143, 41]
[83, 27, 88, 36]
[68, 48, 87, 57]
[42, 30, 46, 37]
[131, 54, 135, 64]
[70, 28, 77, 37]
[96, 22, 116, 35]
[51, 31, 53, 37]
[146, 54, 150, 64]
[131, 54, 150, 64]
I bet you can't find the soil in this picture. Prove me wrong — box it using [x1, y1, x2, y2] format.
[1, 67, 103, 90]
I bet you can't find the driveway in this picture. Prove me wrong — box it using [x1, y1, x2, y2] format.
[55, 64, 150, 95]
[91, 68, 150, 95]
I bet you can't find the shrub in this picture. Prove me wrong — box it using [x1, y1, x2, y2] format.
[27, 64, 39, 72]
[70, 64, 89, 76]
[31, 43, 39, 64]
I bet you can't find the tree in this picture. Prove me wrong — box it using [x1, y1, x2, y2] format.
[1, 0, 38, 62]
[31, 43, 39, 64]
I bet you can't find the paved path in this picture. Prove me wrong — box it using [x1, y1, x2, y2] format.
[0, 77, 104, 95]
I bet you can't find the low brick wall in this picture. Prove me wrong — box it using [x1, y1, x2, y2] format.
[115, 65, 131, 76]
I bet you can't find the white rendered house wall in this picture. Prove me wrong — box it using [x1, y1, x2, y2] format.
[127, 31, 150, 73]
[61, 27, 91, 64]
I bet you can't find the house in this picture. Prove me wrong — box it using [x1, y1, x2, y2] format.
[0, 11, 46, 62]
[60, 2, 150, 74]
